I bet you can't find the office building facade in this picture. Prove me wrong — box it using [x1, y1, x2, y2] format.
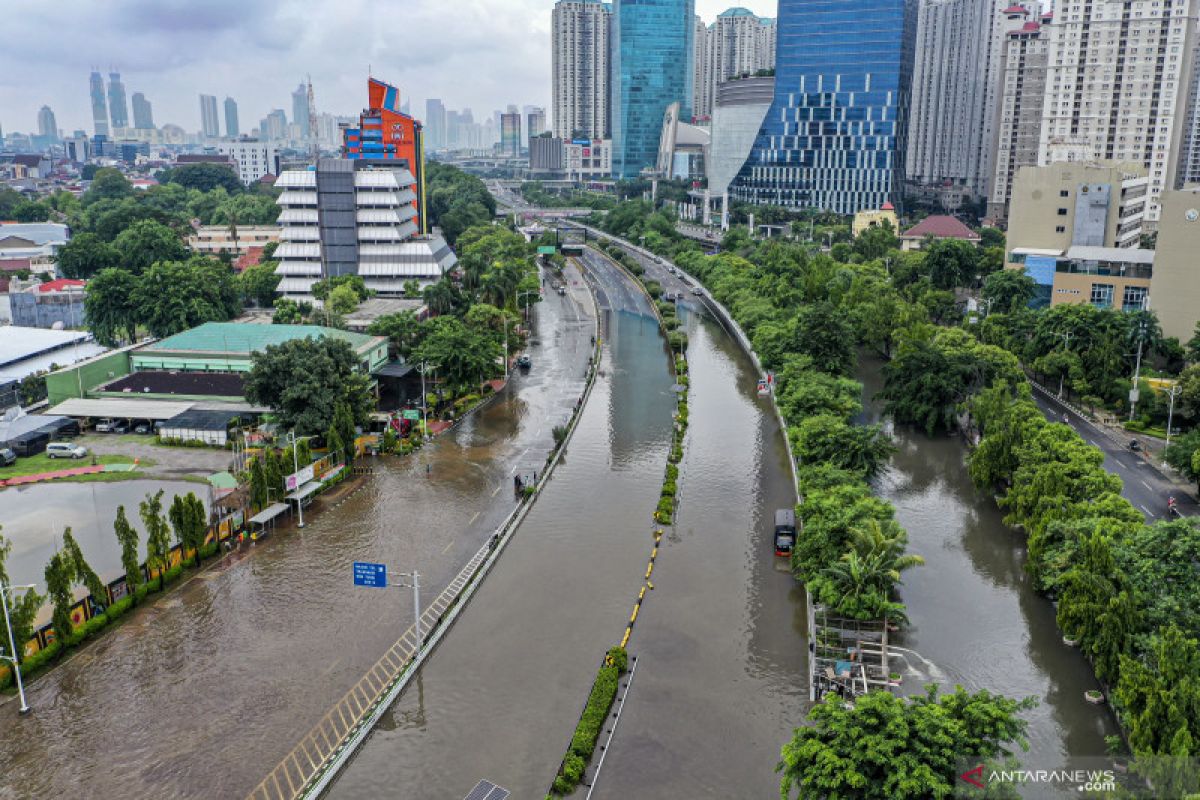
[37, 106, 58, 142]
[1038, 0, 1200, 224]
[216, 139, 278, 184]
[107, 71, 128, 129]
[292, 83, 311, 139]
[274, 159, 455, 301]
[905, 0, 1007, 202]
[342, 78, 426, 231]
[730, 0, 917, 214]
[708, 76, 774, 197]
[425, 99, 447, 149]
[612, 0, 696, 178]
[199, 94, 220, 139]
[986, 4, 1049, 221]
[552, 0, 613, 140]
[500, 112, 522, 155]
[527, 107, 548, 141]
[131, 92, 154, 129]
[224, 97, 240, 138]
[89, 71, 109, 136]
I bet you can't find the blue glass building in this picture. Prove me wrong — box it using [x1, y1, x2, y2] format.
[730, 0, 916, 214]
[611, 0, 695, 178]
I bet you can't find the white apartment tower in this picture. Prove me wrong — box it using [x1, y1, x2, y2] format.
[906, 0, 1010, 202]
[988, 5, 1050, 220]
[552, 0, 612, 139]
[693, 8, 777, 120]
[274, 160, 456, 301]
[1039, 0, 1200, 223]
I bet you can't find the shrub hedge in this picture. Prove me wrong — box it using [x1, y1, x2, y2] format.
[552, 647, 629, 796]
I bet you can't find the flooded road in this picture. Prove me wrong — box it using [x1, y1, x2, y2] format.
[858, 358, 1121, 788]
[327, 254, 677, 799]
[1, 479, 210, 593]
[0, 267, 594, 799]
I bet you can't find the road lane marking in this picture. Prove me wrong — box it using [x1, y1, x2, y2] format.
[1140, 505, 1154, 516]
[469, 511, 480, 525]
[1141, 480, 1153, 491]
[492, 485, 501, 496]
[442, 539, 455, 554]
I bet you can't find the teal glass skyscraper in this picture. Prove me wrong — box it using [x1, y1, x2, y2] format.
[730, 0, 916, 214]
[611, 0, 695, 178]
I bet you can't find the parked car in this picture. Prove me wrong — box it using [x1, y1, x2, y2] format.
[46, 442, 88, 459]
[557, 286, 566, 296]
[0, 448, 16, 467]
[94, 419, 117, 433]
[133, 421, 152, 435]
[516, 354, 532, 369]
[668, 267, 677, 275]
[691, 286, 704, 296]
[111, 421, 129, 434]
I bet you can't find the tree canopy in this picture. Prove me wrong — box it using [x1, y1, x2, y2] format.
[243, 336, 375, 436]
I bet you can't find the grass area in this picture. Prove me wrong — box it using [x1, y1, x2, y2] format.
[0, 452, 151, 482]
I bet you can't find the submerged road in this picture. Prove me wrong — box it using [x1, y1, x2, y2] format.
[0, 266, 594, 798]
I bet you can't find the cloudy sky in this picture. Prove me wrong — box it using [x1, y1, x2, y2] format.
[2, 0, 775, 136]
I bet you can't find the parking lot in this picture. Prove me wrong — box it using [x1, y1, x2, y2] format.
[76, 433, 233, 478]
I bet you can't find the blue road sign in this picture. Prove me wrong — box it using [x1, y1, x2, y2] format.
[353, 561, 387, 588]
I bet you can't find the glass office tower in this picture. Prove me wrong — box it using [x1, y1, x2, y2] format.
[730, 0, 916, 214]
[611, 0, 695, 178]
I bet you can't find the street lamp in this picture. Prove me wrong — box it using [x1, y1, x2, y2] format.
[416, 361, 436, 437]
[1166, 384, 1183, 448]
[393, 570, 422, 645]
[1129, 320, 1149, 422]
[1, 583, 36, 715]
[1054, 331, 1073, 399]
[286, 431, 305, 529]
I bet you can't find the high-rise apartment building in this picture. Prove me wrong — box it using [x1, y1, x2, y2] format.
[1175, 46, 1200, 187]
[425, 99, 447, 149]
[731, 0, 917, 213]
[527, 107, 548, 141]
[107, 71, 128, 129]
[500, 112, 522, 156]
[274, 159, 456, 301]
[224, 97, 240, 138]
[343, 78, 426, 231]
[905, 0, 1007, 202]
[216, 139, 278, 184]
[987, 5, 1050, 221]
[693, 9, 777, 120]
[199, 94, 221, 138]
[612, 0, 696, 178]
[37, 106, 58, 142]
[292, 82, 311, 139]
[261, 110, 288, 141]
[89, 71, 109, 136]
[1038, 0, 1199, 224]
[131, 92, 154, 129]
[552, 0, 612, 139]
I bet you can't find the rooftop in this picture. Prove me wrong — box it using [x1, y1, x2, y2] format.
[0, 327, 93, 371]
[102, 371, 246, 398]
[902, 215, 981, 242]
[141, 321, 382, 356]
[1064, 245, 1155, 265]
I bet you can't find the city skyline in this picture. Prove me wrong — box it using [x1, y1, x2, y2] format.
[0, 0, 773, 136]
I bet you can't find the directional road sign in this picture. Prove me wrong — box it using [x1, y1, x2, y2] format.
[353, 561, 387, 588]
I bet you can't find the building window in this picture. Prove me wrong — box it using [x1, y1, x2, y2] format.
[1056, 225, 1066, 232]
[1058, 208, 1068, 215]
[1122, 285, 1148, 310]
[1060, 189, 1069, 197]
[1091, 283, 1115, 308]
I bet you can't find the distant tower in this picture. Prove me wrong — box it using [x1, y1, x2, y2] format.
[199, 94, 221, 138]
[107, 70, 129, 129]
[224, 97, 240, 137]
[89, 70, 109, 136]
[292, 82, 311, 139]
[37, 106, 58, 142]
[132, 92, 155, 130]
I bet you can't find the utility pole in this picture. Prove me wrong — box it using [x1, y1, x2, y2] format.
[416, 361, 434, 436]
[0, 582, 35, 715]
[287, 430, 305, 529]
[1129, 320, 1148, 422]
[395, 570, 421, 644]
[1055, 331, 1073, 399]
[1166, 384, 1183, 448]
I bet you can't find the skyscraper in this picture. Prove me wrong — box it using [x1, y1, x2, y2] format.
[425, 99, 447, 149]
[694, 8, 777, 119]
[292, 83, 311, 139]
[500, 112, 522, 156]
[552, 0, 612, 139]
[342, 77, 427, 231]
[611, 0, 696, 178]
[131, 92, 155, 129]
[107, 71, 129, 129]
[89, 71, 109, 136]
[730, 0, 917, 213]
[37, 106, 58, 142]
[527, 107, 548, 141]
[263, 110, 288, 141]
[1039, 0, 1199, 222]
[199, 94, 221, 138]
[224, 97, 240, 138]
[905, 0, 1007, 203]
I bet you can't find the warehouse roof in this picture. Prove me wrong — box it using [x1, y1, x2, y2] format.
[46, 398, 193, 420]
[0, 326, 94, 370]
[140, 322, 383, 357]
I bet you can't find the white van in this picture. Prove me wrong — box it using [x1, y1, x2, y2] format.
[46, 442, 88, 459]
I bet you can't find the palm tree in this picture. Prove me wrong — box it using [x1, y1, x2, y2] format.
[820, 519, 924, 622]
[422, 279, 456, 316]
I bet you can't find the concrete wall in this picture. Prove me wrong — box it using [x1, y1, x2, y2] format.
[45, 350, 132, 405]
[1151, 189, 1200, 341]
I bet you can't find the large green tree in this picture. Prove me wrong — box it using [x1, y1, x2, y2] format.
[54, 232, 119, 279]
[111, 220, 189, 274]
[793, 302, 856, 376]
[237, 261, 282, 308]
[113, 505, 142, 600]
[158, 163, 243, 194]
[85, 267, 141, 346]
[133, 257, 241, 338]
[0, 531, 43, 663]
[243, 336, 375, 436]
[368, 310, 423, 359]
[140, 490, 173, 589]
[981, 269, 1035, 314]
[778, 687, 1033, 800]
[411, 316, 502, 393]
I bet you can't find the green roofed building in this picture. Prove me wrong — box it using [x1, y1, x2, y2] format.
[131, 322, 388, 374]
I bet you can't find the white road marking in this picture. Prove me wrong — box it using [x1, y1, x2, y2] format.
[1140, 505, 1155, 517]
[441, 539, 455, 554]
[1141, 480, 1153, 491]
[492, 485, 501, 496]
[469, 511, 480, 525]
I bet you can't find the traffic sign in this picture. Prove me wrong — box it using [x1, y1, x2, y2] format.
[402, 409, 421, 420]
[537, 246, 556, 255]
[353, 562, 387, 588]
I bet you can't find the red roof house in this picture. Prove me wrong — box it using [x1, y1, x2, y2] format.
[36, 278, 86, 293]
[900, 215, 981, 251]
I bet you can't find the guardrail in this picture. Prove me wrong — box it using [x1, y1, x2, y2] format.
[246, 261, 605, 800]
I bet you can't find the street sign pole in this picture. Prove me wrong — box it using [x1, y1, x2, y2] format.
[0, 583, 33, 715]
[352, 564, 420, 644]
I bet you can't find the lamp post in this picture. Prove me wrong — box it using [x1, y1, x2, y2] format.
[394, 570, 422, 645]
[1166, 384, 1183, 449]
[1055, 331, 1073, 399]
[1, 583, 36, 715]
[286, 431, 304, 529]
[1129, 320, 1148, 422]
[416, 361, 435, 437]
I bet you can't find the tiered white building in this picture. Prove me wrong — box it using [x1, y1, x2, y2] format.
[274, 159, 456, 302]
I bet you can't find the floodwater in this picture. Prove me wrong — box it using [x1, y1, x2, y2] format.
[0, 479, 211, 592]
[859, 357, 1121, 790]
[0, 271, 594, 799]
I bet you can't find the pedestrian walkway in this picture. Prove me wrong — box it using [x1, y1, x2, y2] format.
[0, 464, 105, 487]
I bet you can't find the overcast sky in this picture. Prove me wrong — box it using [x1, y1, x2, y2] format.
[2, 0, 776, 136]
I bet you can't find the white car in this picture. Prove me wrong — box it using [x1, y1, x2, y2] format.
[47, 442, 88, 459]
